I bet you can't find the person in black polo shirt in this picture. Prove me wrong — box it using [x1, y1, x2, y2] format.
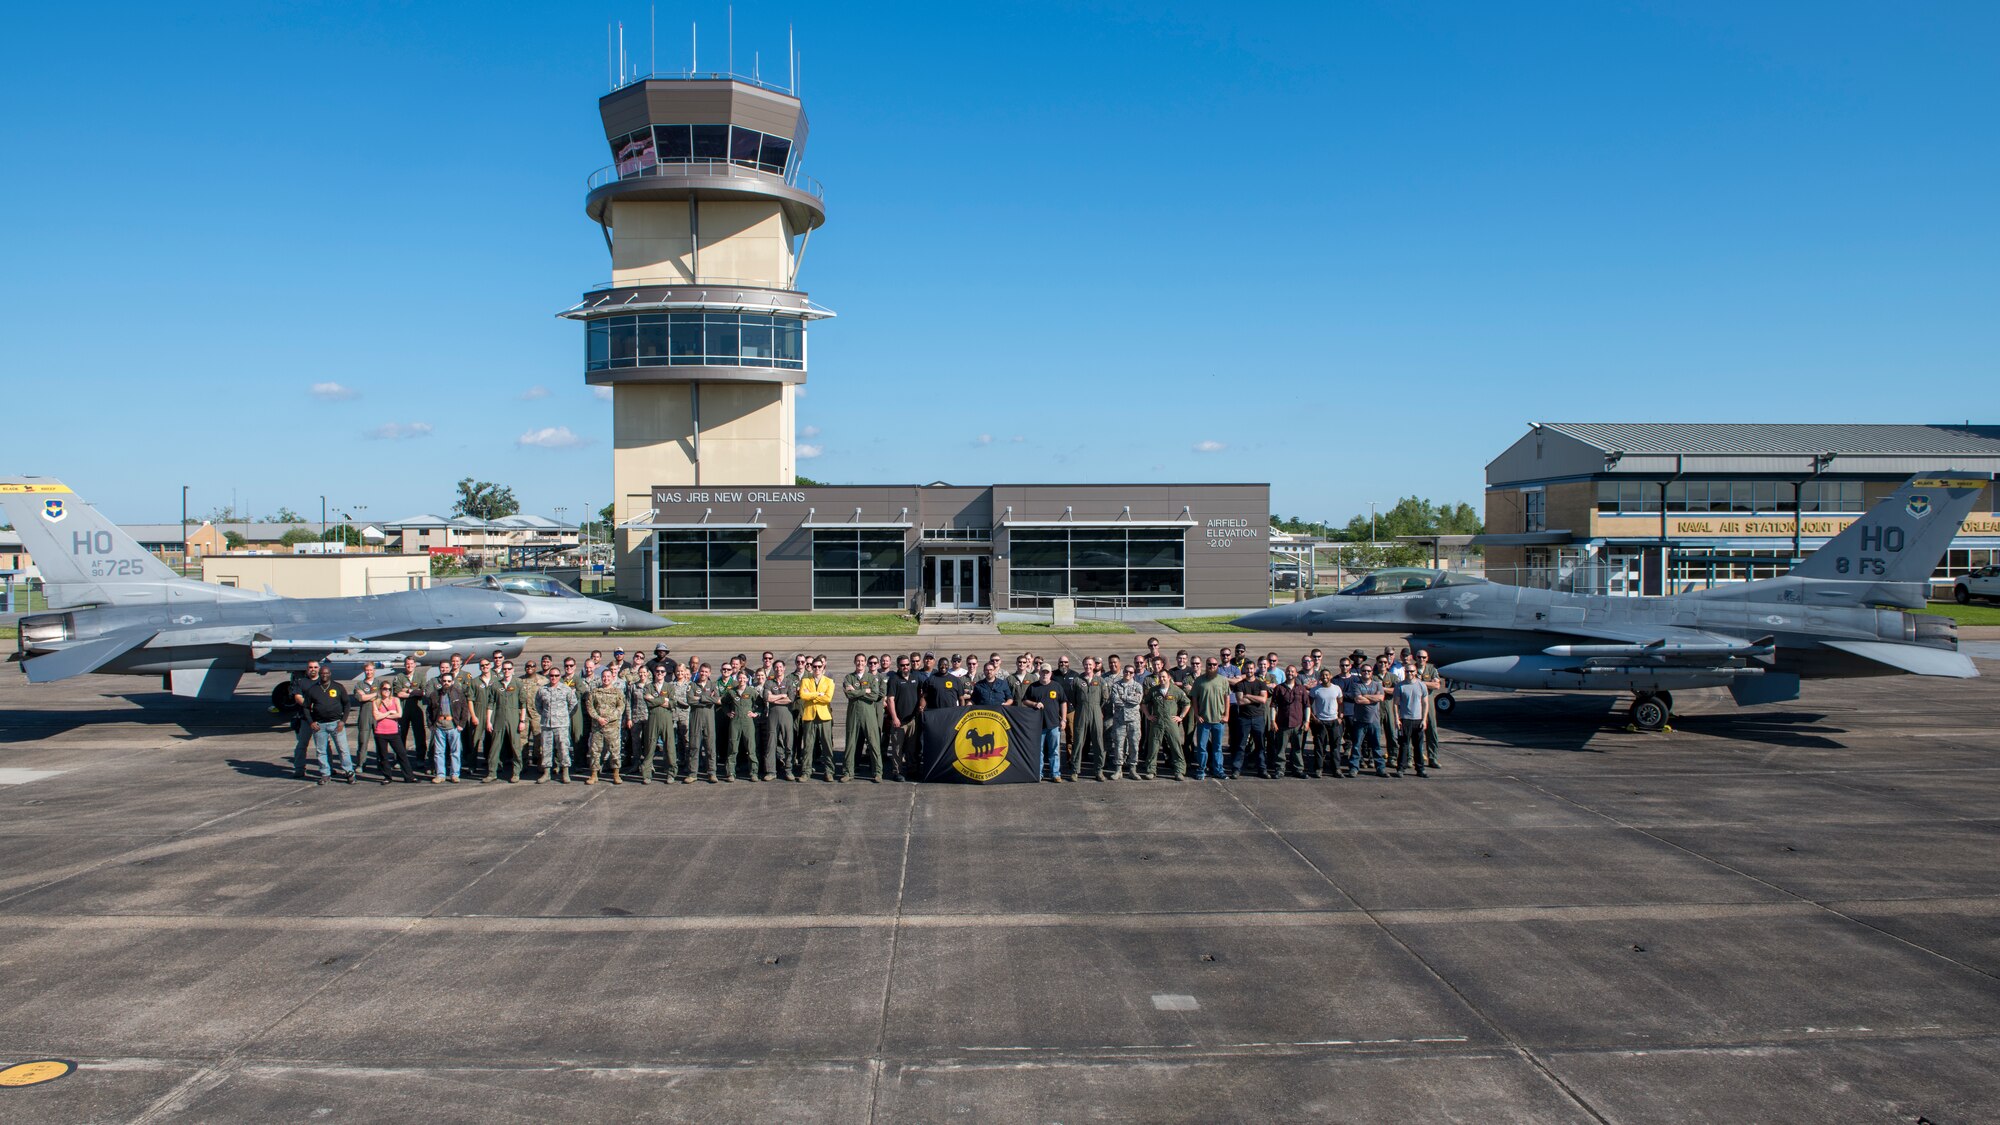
[924, 662, 965, 711]
[295, 661, 356, 785]
[1022, 666, 1069, 782]
[883, 656, 924, 782]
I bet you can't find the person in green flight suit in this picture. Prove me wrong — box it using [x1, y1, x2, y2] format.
[842, 653, 885, 783]
[762, 658, 797, 781]
[640, 666, 674, 785]
[667, 664, 694, 782]
[1142, 668, 1192, 780]
[484, 660, 531, 783]
[689, 663, 722, 782]
[720, 668, 758, 782]
[1071, 657, 1109, 781]
[561, 657, 587, 749]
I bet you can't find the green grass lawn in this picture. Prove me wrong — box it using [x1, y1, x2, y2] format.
[1914, 601, 2000, 627]
[537, 612, 920, 638]
[996, 620, 1134, 635]
[1156, 616, 1256, 634]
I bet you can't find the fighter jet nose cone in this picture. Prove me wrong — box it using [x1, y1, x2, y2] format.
[1232, 607, 1281, 631]
[614, 605, 674, 632]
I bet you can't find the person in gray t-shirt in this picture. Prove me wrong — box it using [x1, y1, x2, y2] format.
[1392, 677, 1429, 777]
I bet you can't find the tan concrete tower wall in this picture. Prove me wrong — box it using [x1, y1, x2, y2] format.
[609, 200, 794, 287]
[610, 383, 797, 600]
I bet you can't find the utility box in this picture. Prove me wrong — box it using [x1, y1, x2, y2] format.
[1052, 597, 1076, 626]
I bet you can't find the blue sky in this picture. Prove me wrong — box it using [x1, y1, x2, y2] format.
[3, 2, 1994, 525]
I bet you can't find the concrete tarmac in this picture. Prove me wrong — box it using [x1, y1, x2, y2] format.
[1, 631, 1998, 1123]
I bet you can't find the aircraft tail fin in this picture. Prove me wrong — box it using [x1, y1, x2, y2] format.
[1731, 473, 1990, 610]
[0, 478, 200, 609]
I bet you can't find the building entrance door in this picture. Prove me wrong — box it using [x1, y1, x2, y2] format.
[1605, 552, 1642, 597]
[932, 555, 980, 609]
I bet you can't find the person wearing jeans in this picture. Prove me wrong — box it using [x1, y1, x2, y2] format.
[293, 662, 355, 785]
[1190, 657, 1232, 781]
[428, 670, 470, 782]
[1022, 667, 1068, 781]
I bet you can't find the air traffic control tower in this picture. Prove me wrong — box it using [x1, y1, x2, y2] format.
[559, 74, 830, 600]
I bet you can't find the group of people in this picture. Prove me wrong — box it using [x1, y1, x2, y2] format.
[284, 637, 1445, 787]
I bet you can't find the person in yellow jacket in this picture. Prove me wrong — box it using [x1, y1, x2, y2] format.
[796, 656, 837, 782]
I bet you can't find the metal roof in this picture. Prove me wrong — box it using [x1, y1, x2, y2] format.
[1536, 423, 2000, 457]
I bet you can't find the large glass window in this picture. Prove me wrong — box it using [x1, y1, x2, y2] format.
[1006, 528, 1186, 609]
[588, 313, 807, 371]
[655, 529, 759, 610]
[609, 123, 795, 177]
[1522, 490, 1546, 533]
[1598, 479, 1869, 514]
[812, 529, 907, 609]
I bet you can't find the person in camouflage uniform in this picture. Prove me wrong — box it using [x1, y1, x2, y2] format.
[1106, 661, 1145, 780]
[584, 667, 626, 785]
[534, 668, 578, 783]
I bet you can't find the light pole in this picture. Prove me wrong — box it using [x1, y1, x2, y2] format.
[181, 484, 190, 572]
[352, 505, 367, 552]
[1369, 501, 1378, 546]
[554, 506, 569, 571]
[319, 496, 327, 547]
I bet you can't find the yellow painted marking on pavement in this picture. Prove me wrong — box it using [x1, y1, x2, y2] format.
[0, 1059, 75, 1087]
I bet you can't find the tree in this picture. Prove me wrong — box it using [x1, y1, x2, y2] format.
[430, 553, 465, 578]
[279, 527, 320, 547]
[322, 525, 362, 547]
[267, 506, 305, 524]
[795, 474, 826, 487]
[204, 504, 247, 524]
[453, 478, 519, 520]
[223, 531, 247, 550]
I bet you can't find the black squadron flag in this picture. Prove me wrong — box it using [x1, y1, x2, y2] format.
[917, 705, 1045, 784]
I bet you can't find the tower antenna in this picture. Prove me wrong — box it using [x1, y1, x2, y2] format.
[789, 25, 795, 92]
[728, 5, 734, 77]
[617, 22, 625, 84]
[650, 5, 656, 77]
[691, 20, 698, 73]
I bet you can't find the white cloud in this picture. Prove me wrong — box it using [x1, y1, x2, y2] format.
[518, 426, 594, 449]
[794, 386, 807, 397]
[520, 385, 551, 401]
[1009, 435, 1026, 444]
[1192, 439, 1227, 453]
[592, 386, 615, 401]
[800, 425, 821, 438]
[310, 381, 358, 401]
[367, 421, 433, 440]
[975, 433, 994, 446]
[797, 443, 824, 459]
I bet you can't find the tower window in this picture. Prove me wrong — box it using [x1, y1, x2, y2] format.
[588, 313, 806, 372]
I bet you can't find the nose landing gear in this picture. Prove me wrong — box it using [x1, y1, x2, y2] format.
[1628, 692, 1674, 732]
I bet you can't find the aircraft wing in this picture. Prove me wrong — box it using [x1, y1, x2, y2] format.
[1820, 640, 1979, 679]
[22, 627, 158, 683]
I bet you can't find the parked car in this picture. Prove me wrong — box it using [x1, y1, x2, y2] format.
[1955, 564, 2000, 604]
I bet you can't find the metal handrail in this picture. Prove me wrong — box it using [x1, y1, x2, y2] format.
[587, 158, 824, 200]
[613, 69, 797, 98]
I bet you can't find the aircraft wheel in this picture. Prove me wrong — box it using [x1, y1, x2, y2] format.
[269, 682, 294, 711]
[1629, 694, 1670, 732]
[1656, 691, 1673, 713]
[1432, 691, 1456, 716]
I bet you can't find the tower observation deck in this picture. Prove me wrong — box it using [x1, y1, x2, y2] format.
[559, 74, 833, 602]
